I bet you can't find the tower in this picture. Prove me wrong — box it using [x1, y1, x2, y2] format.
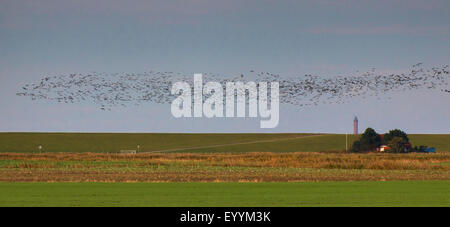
[353, 116, 358, 135]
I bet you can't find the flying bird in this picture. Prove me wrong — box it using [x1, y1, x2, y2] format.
[16, 64, 450, 110]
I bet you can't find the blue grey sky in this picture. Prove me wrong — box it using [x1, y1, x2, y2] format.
[0, 0, 449, 133]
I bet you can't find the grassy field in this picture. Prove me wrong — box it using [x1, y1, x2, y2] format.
[1, 133, 448, 207]
[1, 152, 449, 182]
[0, 181, 448, 207]
[1, 133, 448, 153]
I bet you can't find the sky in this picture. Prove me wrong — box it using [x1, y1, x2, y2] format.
[0, 0, 449, 133]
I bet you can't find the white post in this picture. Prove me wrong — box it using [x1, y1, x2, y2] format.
[38, 145, 42, 154]
[137, 145, 140, 153]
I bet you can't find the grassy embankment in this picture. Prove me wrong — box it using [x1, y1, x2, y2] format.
[1, 133, 448, 153]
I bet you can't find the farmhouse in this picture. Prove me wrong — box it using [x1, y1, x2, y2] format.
[377, 145, 390, 152]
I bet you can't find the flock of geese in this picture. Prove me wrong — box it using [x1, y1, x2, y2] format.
[16, 64, 449, 110]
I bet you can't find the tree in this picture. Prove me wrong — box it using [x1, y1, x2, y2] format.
[359, 128, 381, 151]
[383, 129, 409, 144]
[351, 128, 381, 152]
[387, 136, 408, 153]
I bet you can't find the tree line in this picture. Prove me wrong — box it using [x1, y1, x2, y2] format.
[351, 128, 431, 153]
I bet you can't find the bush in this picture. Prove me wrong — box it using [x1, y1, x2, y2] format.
[411, 145, 429, 153]
[350, 141, 361, 153]
[387, 136, 408, 153]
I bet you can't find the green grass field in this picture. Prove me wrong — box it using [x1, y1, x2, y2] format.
[1, 133, 448, 153]
[0, 181, 448, 207]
